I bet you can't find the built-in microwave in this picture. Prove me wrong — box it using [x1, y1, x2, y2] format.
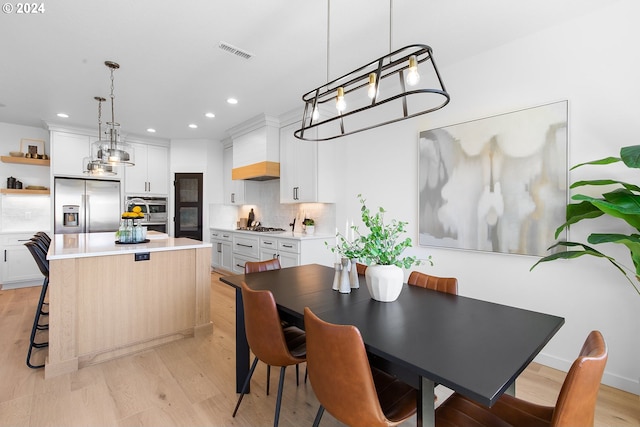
[126, 196, 168, 224]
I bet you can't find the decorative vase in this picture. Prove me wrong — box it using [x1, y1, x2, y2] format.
[365, 264, 404, 302]
[339, 257, 351, 294]
[349, 258, 359, 288]
[306, 225, 315, 235]
[332, 262, 342, 291]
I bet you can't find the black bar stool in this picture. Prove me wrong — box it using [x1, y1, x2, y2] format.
[24, 241, 50, 369]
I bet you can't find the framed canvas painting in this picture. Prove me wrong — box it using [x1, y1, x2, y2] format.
[418, 100, 568, 256]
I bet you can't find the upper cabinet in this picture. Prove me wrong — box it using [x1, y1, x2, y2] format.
[51, 131, 121, 178]
[125, 142, 169, 195]
[223, 145, 245, 205]
[279, 120, 335, 203]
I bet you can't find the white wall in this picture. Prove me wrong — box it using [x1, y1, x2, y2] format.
[333, 0, 639, 394]
[170, 138, 223, 241]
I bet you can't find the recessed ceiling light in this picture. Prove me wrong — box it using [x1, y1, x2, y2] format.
[227, 98, 238, 105]
[57, 113, 69, 118]
[146, 128, 156, 133]
[189, 124, 198, 129]
[205, 112, 215, 118]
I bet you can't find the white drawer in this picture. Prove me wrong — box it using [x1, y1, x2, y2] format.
[1, 233, 36, 246]
[210, 229, 233, 241]
[232, 253, 259, 274]
[260, 237, 278, 250]
[233, 234, 260, 258]
[278, 239, 300, 254]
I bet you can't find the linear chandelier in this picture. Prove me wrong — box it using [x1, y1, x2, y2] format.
[295, 0, 449, 141]
[91, 61, 135, 166]
[295, 44, 449, 141]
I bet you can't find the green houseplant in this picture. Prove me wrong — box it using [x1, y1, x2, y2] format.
[531, 145, 640, 295]
[347, 194, 430, 301]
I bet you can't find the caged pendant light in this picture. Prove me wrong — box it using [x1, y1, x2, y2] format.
[91, 61, 135, 166]
[295, 0, 450, 141]
[83, 96, 116, 176]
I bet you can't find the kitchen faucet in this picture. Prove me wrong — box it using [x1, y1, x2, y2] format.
[289, 217, 296, 232]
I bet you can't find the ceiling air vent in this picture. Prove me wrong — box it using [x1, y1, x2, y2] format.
[218, 42, 253, 60]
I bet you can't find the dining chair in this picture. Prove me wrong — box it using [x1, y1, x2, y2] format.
[245, 258, 281, 274]
[244, 258, 305, 395]
[233, 282, 307, 427]
[304, 307, 417, 427]
[407, 271, 458, 295]
[24, 241, 50, 369]
[356, 262, 368, 275]
[435, 330, 608, 427]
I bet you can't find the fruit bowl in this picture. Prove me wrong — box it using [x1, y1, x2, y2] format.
[9, 151, 24, 157]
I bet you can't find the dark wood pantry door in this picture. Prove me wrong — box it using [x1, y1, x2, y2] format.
[174, 173, 203, 241]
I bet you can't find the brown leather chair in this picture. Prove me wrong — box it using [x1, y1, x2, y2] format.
[243, 258, 304, 394]
[407, 271, 458, 295]
[232, 282, 306, 427]
[356, 262, 368, 276]
[304, 307, 417, 427]
[435, 330, 608, 427]
[245, 258, 281, 274]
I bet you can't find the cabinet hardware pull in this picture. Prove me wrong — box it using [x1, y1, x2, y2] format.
[283, 244, 293, 248]
[4, 250, 6, 262]
[231, 193, 235, 203]
[222, 234, 229, 238]
[17, 239, 30, 242]
[237, 243, 253, 248]
[264, 242, 273, 245]
[236, 264, 244, 268]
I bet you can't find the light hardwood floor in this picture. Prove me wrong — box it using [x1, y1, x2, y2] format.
[0, 271, 638, 427]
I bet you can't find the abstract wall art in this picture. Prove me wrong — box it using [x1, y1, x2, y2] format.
[418, 101, 568, 256]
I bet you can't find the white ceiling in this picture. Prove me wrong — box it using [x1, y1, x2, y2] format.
[0, 0, 611, 142]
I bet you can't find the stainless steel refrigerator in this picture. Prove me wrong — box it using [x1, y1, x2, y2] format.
[54, 178, 121, 234]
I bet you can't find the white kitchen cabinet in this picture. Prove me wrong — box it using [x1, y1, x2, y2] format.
[223, 146, 246, 205]
[210, 228, 232, 272]
[279, 121, 335, 203]
[1, 234, 42, 287]
[125, 143, 169, 195]
[260, 236, 300, 268]
[231, 233, 260, 273]
[50, 130, 123, 178]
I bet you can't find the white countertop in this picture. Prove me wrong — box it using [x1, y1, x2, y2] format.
[48, 232, 212, 260]
[211, 227, 334, 241]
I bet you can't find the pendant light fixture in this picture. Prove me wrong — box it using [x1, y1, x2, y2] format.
[91, 61, 135, 166]
[83, 96, 116, 176]
[295, 0, 450, 141]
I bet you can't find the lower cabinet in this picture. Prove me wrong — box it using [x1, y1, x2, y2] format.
[231, 233, 260, 274]
[260, 236, 300, 268]
[210, 229, 233, 272]
[1, 233, 42, 288]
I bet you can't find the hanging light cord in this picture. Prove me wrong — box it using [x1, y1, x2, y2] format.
[389, 0, 393, 52]
[326, 0, 330, 82]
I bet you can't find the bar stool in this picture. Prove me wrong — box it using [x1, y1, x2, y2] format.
[24, 241, 50, 369]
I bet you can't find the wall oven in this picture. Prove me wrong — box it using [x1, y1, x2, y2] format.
[126, 196, 168, 233]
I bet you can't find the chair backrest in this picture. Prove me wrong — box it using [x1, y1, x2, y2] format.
[240, 282, 300, 366]
[30, 236, 49, 254]
[34, 231, 51, 245]
[304, 307, 392, 427]
[244, 258, 281, 274]
[551, 330, 608, 427]
[407, 271, 458, 295]
[24, 241, 49, 277]
[356, 263, 368, 276]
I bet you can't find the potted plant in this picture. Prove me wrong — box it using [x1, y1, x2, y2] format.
[302, 218, 315, 234]
[531, 145, 640, 296]
[354, 194, 430, 301]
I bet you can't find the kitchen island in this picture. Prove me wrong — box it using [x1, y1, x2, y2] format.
[45, 232, 212, 378]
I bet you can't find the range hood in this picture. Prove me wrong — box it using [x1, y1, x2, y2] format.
[229, 114, 280, 181]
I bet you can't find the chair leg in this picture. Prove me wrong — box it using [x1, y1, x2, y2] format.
[26, 277, 49, 369]
[304, 364, 308, 384]
[295, 363, 299, 386]
[267, 364, 271, 395]
[312, 405, 325, 427]
[273, 366, 287, 427]
[232, 356, 259, 417]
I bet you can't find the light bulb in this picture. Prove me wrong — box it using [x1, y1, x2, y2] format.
[335, 87, 346, 112]
[406, 55, 420, 86]
[367, 73, 378, 99]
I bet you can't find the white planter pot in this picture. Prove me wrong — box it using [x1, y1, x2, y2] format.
[305, 225, 315, 235]
[365, 264, 404, 302]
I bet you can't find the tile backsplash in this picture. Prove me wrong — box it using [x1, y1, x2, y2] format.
[210, 180, 335, 234]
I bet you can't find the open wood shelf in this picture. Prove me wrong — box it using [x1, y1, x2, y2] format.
[0, 188, 50, 195]
[1, 156, 50, 166]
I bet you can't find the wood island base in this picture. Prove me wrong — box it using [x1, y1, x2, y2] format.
[45, 233, 212, 379]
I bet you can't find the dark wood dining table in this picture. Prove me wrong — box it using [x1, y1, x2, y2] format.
[220, 263, 564, 427]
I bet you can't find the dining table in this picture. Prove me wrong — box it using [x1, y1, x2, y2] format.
[220, 263, 564, 427]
